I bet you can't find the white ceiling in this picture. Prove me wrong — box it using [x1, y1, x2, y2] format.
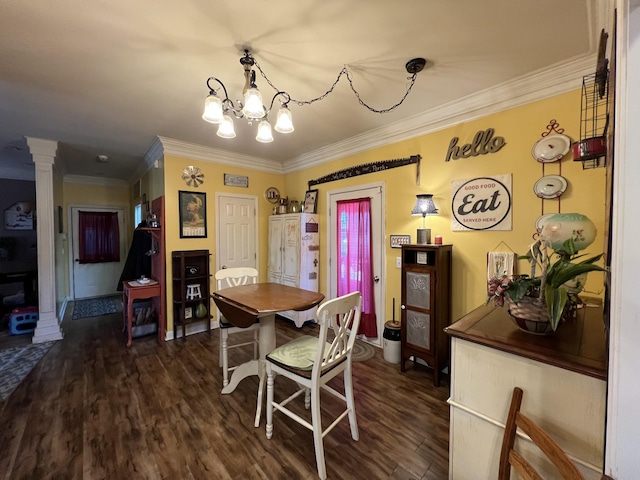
[0, 0, 605, 182]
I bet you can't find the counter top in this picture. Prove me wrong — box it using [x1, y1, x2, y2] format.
[444, 299, 608, 380]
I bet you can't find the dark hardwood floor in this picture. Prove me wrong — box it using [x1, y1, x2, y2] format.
[0, 304, 450, 480]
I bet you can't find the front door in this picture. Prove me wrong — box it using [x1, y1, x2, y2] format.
[70, 206, 127, 299]
[328, 183, 385, 346]
[215, 193, 258, 271]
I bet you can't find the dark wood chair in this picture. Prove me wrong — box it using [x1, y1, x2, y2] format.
[499, 387, 613, 480]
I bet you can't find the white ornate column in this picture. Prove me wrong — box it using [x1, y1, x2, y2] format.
[26, 137, 63, 343]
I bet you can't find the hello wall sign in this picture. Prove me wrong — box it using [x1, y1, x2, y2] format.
[445, 128, 506, 161]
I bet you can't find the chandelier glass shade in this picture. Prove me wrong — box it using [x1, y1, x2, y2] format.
[242, 87, 266, 119]
[256, 120, 274, 143]
[202, 94, 224, 123]
[274, 105, 294, 134]
[217, 115, 236, 139]
[202, 49, 427, 143]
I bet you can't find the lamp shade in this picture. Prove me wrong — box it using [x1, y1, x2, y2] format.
[216, 114, 236, 138]
[242, 87, 265, 119]
[274, 105, 294, 133]
[202, 93, 224, 124]
[411, 194, 438, 217]
[256, 120, 274, 143]
[538, 213, 596, 251]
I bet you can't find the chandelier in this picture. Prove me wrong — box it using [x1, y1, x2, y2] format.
[202, 49, 427, 143]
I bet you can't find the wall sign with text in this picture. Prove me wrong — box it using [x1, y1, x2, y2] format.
[451, 175, 512, 231]
[445, 128, 506, 161]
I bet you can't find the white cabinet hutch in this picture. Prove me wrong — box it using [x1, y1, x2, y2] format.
[267, 213, 320, 327]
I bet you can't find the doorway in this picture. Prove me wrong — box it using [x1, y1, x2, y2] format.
[69, 206, 127, 299]
[327, 182, 385, 346]
[215, 193, 258, 271]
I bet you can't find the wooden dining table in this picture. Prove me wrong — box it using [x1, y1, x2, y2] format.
[211, 283, 325, 427]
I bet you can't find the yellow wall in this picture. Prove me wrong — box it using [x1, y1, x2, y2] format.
[284, 89, 606, 322]
[155, 89, 606, 335]
[162, 155, 285, 333]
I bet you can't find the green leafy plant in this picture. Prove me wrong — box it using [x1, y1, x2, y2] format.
[488, 238, 605, 331]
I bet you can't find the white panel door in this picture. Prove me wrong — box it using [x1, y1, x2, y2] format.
[216, 193, 258, 271]
[328, 183, 385, 345]
[70, 206, 127, 299]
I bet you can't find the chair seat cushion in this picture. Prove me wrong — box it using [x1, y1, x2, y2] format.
[219, 315, 259, 328]
[266, 335, 332, 370]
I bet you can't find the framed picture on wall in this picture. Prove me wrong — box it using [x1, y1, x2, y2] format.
[179, 191, 207, 238]
[303, 189, 318, 214]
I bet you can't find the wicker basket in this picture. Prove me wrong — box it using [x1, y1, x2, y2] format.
[506, 296, 554, 335]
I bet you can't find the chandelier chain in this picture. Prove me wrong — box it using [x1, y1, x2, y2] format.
[253, 60, 419, 114]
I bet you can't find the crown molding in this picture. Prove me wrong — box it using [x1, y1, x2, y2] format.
[128, 137, 163, 185]
[144, 136, 165, 166]
[64, 174, 128, 188]
[156, 136, 284, 174]
[283, 54, 596, 172]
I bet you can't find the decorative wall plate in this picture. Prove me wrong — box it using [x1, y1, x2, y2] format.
[264, 187, 280, 204]
[534, 175, 568, 199]
[182, 166, 205, 187]
[531, 134, 571, 163]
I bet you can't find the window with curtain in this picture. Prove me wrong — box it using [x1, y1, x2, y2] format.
[78, 211, 120, 264]
[336, 197, 377, 338]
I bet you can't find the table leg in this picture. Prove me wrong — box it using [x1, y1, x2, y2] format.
[127, 293, 133, 348]
[122, 290, 127, 333]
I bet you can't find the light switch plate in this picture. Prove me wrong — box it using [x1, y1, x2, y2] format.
[396, 257, 402, 268]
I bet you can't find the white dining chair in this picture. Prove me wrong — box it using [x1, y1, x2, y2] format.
[265, 291, 362, 480]
[214, 267, 260, 388]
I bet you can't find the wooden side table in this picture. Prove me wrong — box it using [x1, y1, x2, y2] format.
[122, 280, 161, 347]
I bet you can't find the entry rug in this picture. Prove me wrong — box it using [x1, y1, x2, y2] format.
[72, 297, 117, 320]
[324, 330, 377, 363]
[351, 339, 376, 363]
[0, 341, 54, 402]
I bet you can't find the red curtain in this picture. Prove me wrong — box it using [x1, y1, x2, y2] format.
[336, 197, 377, 338]
[78, 211, 120, 264]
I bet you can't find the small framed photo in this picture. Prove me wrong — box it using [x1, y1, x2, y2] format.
[179, 191, 207, 238]
[303, 189, 319, 214]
